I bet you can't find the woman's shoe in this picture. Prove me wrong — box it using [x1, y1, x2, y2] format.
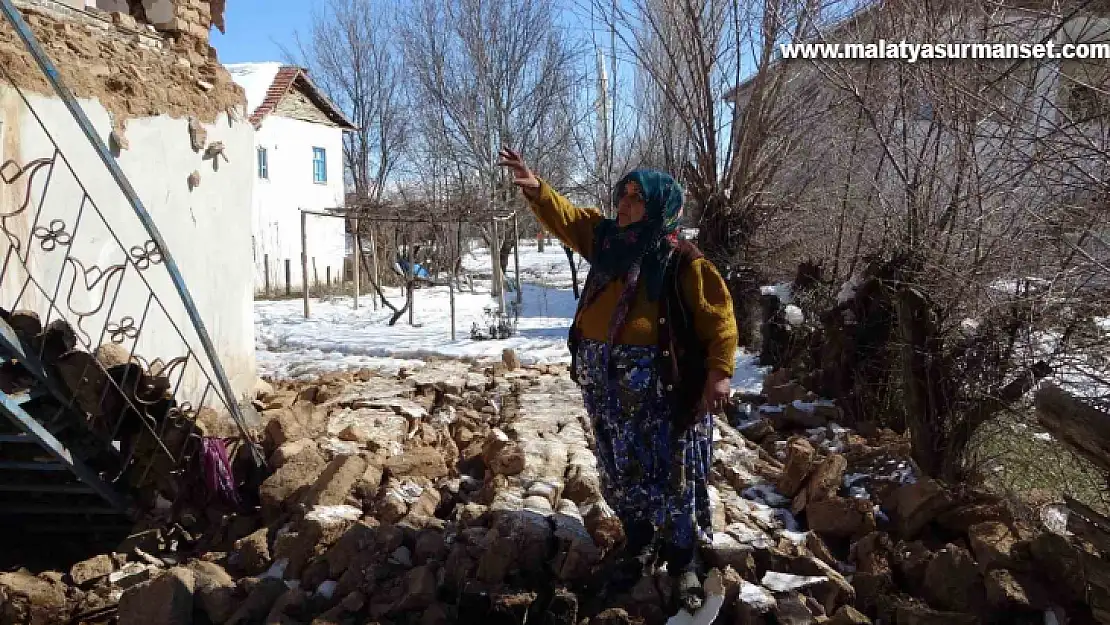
[674, 570, 704, 613]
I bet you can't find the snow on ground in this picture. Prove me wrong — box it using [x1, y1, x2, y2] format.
[257, 240, 766, 390]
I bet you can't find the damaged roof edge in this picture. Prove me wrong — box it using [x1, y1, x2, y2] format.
[241, 65, 357, 131]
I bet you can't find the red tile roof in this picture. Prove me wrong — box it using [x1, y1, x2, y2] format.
[246, 66, 357, 131]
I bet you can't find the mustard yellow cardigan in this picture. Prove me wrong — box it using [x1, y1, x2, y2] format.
[525, 180, 739, 376]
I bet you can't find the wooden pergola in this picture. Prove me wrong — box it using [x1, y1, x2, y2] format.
[299, 207, 524, 341]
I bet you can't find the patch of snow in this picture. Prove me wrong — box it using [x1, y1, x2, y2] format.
[738, 581, 777, 611]
[1041, 504, 1071, 536]
[783, 304, 805, 326]
[1033, 432, 1054, 442]
[759, 404, 784, 414]
[836, 271, 864, 304]
[780, 530, 809, 544]
[743, 484, 791, 508]
[305, 505, 363, 524]
[760, 283, 793, 304]
[761, 572, 828, 592]
[262, 558, 289, 580]
[316, 580, 338, 599]
[776, 509, 801, 531]
[225, 62, 284, 115]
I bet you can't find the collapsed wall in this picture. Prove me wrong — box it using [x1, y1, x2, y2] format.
[0, 0, 244, 138]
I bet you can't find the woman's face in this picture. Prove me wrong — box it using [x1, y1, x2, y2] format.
[617, 181, 646, 227]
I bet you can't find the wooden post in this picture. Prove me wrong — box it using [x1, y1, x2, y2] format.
[285, 259, 291, 296]
[326, 266, 331, 287]
[406, 230, 414, 326]
[264, 253, 270, 296]
[449, 278, 456, 341]
[352, 218, 360, 310]
[369, 228, 381, 311]
[513, 212, 522, 306]
[492, 217, 504, 314]
[313, 257, 319, 288]
[300, 210, 310, 318]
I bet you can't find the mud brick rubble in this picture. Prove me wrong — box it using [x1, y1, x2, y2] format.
[1, 354, 1107, 625]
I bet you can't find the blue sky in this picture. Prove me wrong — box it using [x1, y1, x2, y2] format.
[210, 0, 310, 64]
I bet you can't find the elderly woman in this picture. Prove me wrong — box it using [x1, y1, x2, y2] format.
[498, 149, 738, 608]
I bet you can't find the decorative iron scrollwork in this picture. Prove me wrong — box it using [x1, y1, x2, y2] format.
[32, 219, 72, 251]
[129, 241, 163, 270]
[106, 316, 139, 343]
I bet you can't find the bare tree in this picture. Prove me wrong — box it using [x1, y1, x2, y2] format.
[768, 0, 1110, 482]
[400, 0, 582, 284]
[288, 0, 409, 203]
[596, 0, 843, 345]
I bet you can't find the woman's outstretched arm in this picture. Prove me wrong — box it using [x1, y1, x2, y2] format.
[499, 148, 601, 259]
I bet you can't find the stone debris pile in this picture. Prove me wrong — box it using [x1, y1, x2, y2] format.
[0, 355, 1105, 624]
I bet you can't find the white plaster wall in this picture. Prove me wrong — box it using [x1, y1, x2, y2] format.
[251, 115, 347, 294]
[0, 89, 257, 406]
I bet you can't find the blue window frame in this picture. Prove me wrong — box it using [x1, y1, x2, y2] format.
[312, 147, 327, 184]
[257, 147, 268, 179]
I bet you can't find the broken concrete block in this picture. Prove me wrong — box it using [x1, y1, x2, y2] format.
[305, 454, 368, 508]
[0, 571, 67, 625]
[70, 554, 115, 586]
[117, 566, 195, 625]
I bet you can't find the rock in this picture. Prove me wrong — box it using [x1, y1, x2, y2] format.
[795, 453, 846, 513]
[545, 588, 578, 625]
[829, 605, 871, 625]
[477, 531, 517, 583]
[936, 501, 1012, 533]
[386, 445, 449, 480]
[188, 561, 237, 623]
[117, 567, 195, 625]
[490, 592, 537, 622]
[0, 571, 67, 625]
[269, 439, 318, 469]
[232, 527, 271, 575]
[922, 544, 984, 614]
[772, 591, 815, 625]
[502, 348, 520, 371]
[706, 532, 756, 576]
[305, 454, 368, 507]
[967, 521, 1015, 571]
[70, 554, 115, 586]
[259, 443, 328, 517]
[592, 608, 634, 625]
[882, 479, 953, 539]
[984, 568, 1047, 611]
[338, 424, 371, 442]
[894, 602, 978, 625]
[777, 437, 816, 497]
[563, 464, 602, 504]
[392, 564, 438, 614]
[421, 602, 451, 625]
[483, 432, 526, 476]
[264, 401, 326, 450]
[225, 577, 287, 625]
[806, 496, 875, 538]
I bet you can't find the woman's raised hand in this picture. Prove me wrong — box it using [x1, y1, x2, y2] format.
[497, 148, 540, 190]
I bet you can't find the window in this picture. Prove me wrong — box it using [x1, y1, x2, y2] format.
[257, 147, 268, 179]
[312, 147, 327, 184]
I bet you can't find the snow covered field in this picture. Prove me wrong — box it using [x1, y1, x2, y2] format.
[255, 241, 766, 390]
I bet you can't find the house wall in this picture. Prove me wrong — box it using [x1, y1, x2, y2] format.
[0, 90, 257, 404]
[251, 115, 347, 294]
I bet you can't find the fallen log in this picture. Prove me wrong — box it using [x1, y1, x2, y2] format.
[1034, 383, 1110, 476]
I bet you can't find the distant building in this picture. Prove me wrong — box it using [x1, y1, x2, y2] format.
[227, 63, 356, 294]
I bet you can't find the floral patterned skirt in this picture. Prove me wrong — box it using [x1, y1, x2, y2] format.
[574, 338, 714, 554]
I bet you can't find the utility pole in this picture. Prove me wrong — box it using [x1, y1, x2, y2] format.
[596, 48, 612, 218]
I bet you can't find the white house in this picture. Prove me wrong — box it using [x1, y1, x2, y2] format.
[226, 63, 356, 295]
[1, 0, 257, 403]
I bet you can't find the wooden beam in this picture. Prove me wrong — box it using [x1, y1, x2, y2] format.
[1035, 383, 1110, 475]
